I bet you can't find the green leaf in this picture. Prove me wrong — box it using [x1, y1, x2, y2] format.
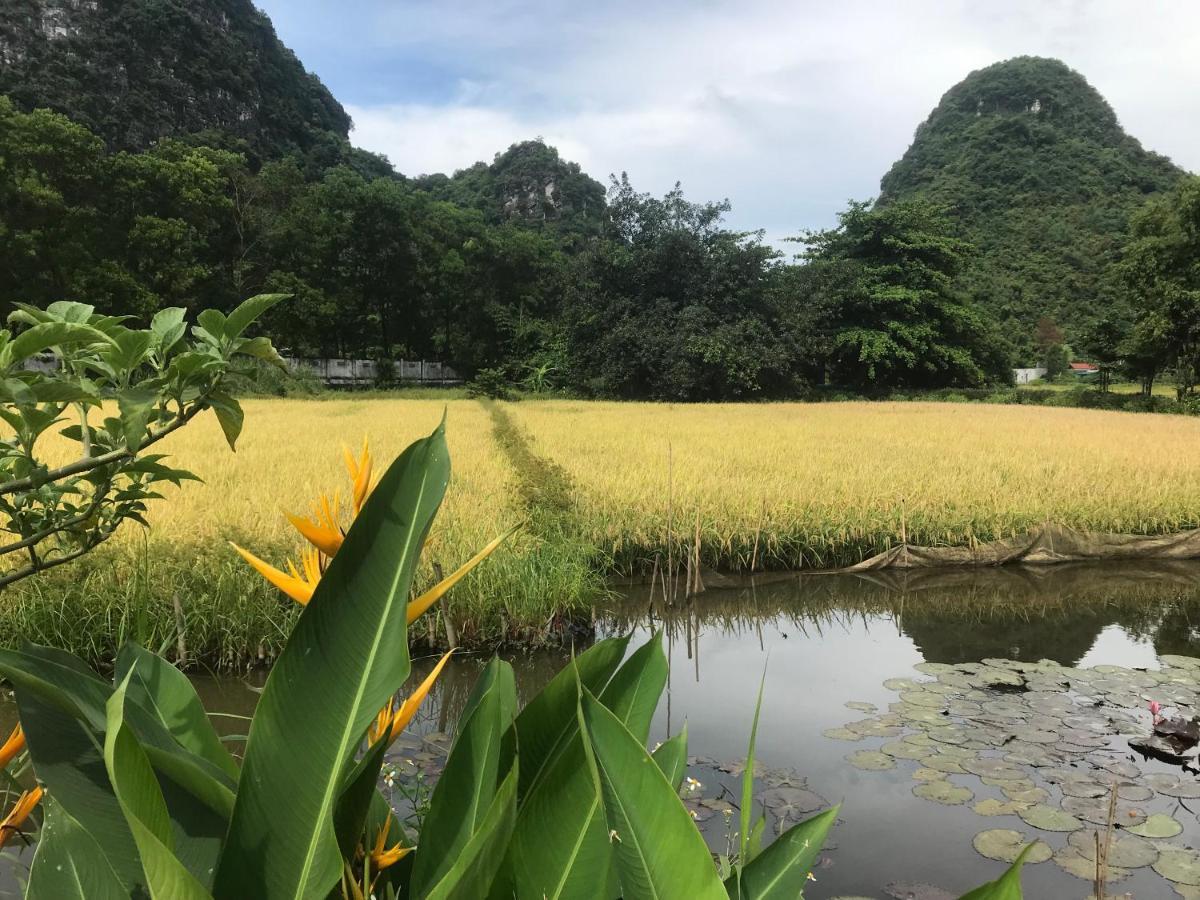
[2, 322, 108, 369]
[116, 643, 238, 780]
[15, 690, 145, 896]
[651, 726, 688, 792]
[103, 676, 213, 899]
[579, 689, 727, 900]
[150, 308, 188, 354]
[212, 421, 450, 900]
[224, 294, 290, 340]
[27, 799, 129, 900]
[196, 310, 227, 343]
[738, 669, 767, 890]
[957, 844, 1032, 900]
[206, 392, 243, 450]
[505, 635, 667, 900]
[104, 329, 154, 373]
[423, 766, 519, 900]
[331, 734, 390, 859]
[514, 635, 630, 800]
[234, 335, 286, 369]
[411, 658, 516, 896]
[117, 386, 158, 451]
[725, 806, 838, 899]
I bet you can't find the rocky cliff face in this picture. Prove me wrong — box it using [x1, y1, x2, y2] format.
[0, 0, 349, 155]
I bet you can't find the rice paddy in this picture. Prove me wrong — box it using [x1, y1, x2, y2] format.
[505, 399, 1200, 571]
[6, 396, 1200, 667]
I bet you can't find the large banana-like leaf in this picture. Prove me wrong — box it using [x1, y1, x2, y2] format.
[104, 678, 213, 899]
[651, 726, 688, 792]
[579, 689, 726, 900]
[424, 766, 519, 900]
[27, 799, 128, 900]
[213, 422, 450, 900]
[513, 635, 630, 799]
[725, 806, 838, 899]
[736, 670, 766, 890]
[506, 635, 667, 900]
[14, 683, 144, 894]
[958, 845, 1031, 899]
[411, 658, 516, 896]
[116, 643, 238, 780]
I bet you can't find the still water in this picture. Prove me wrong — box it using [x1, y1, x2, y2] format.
[8, 561, 1200, 898]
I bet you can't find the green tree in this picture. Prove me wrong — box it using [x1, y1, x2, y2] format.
[1114, 176, 1200, 399]
[798, 199, 1011, 390]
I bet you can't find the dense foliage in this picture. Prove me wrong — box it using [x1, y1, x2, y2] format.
[879, 56, 1183, 357]
[795, 199, 1012, 389]
[0, 0, 349, 157]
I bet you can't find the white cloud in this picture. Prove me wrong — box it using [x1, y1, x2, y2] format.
[329, 0, 1200, 241]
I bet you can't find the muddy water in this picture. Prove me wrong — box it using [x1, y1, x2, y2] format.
[7, 560, 1200, 898]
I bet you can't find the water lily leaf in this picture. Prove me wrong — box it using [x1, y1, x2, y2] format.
[1060, 796, 1146, 827]
[1010, 727, 1058, 744]
[1053, 845, 1130, 883]
[846, 750, 894, 771]
[1001, 785, 1049, 804]
[1059, 780, 1109, 799]
[1146, 773, 1200, 798]
[1017, 804, 1083, 832]
[821, 728, 862, 742]
[1153, 847, 1200, 885]
[962, 759, 1027, 781]
[1066, 830, 1158, 869]
[1126, 813, 1183, 839]
[972, 829, 1051, 864]
[880, 741, 927, 761]
[1115, 783, 1153, 802]
[844, 701, 877, 713]
[914, 662, 957, 675]
[973, 798, 1031, 817]
[900, 691, 947, 709]
[919, 755, 966, 775]
[912, 781, 973, 805]
[911, 768, 946, 783]
[883, 678, 922, 692]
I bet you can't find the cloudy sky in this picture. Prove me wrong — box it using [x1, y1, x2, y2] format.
[256, 0, 1199, 245]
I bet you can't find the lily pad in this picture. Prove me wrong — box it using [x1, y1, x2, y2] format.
[919, 755, 966, 775]
[1053, 845, 1131, 883]
[1011, 726, 1059, 744]
[971, 828, 1052, 864]
[1067, 830, 1158, 868]
[1127, 813, 1183, 839]
[822, 727, 862, 742]
[913, 781, 973, 805]
[973, 798, 1031, 816]
[961, 758, 1027, 781]
[900, 691, 947, 709]
[846, 750, 895, 771]
[1116, 783, 1153, 802]
[1061, 796, 1147, 827]
[1001, 785, 1050, 804]
[844, 700, 877, 713]
[759, 786, 826, 819]
[880, 740, 929, 761]
[914, 662, 957, 675]
[1154, 847, 1200, 886]
[1060, 780, 1109, 799]
[1018, 804, 1083, 832]
[912, 767, 947, 783]
[1147, 773, 1200, 798]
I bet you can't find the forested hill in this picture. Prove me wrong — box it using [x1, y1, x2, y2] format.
[879, 56, 1183, 352]
[0, 0, 349, 156]
[416, 141, 608, 240]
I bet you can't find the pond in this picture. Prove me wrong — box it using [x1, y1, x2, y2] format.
[7, 560, 1200, 898]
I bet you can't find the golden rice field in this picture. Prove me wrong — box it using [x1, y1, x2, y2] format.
[7, 395, 1200, 666]
[504, 400, 1200, 570]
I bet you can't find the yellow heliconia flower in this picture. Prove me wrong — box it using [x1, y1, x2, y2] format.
[369, 649, 455, 746]
[0, 785, 43, 849]
[286, 491, 344, 558]
[231, 543, 322, 606]
[343, 439, 373, 516]
[368, 817, 412, 872]
[0, 724, 25, 770]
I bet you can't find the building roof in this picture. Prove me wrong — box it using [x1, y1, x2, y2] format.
[1069, 361, 1099, 371]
